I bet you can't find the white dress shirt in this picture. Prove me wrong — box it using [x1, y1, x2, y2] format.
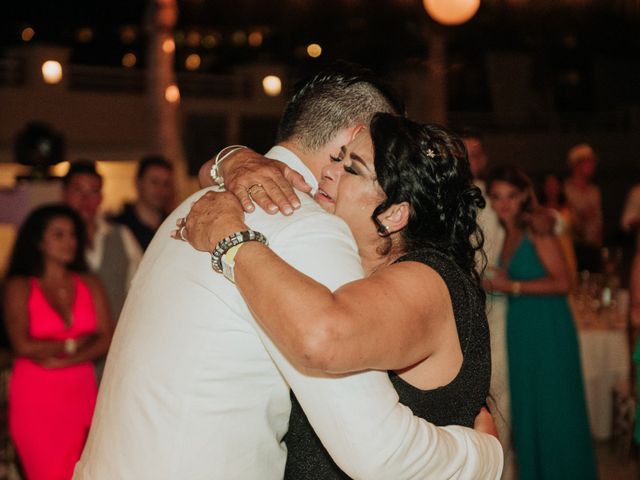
[74, 146, 502, 480]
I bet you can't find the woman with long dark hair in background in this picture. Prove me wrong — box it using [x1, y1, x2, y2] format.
[3, 204, 113, 479]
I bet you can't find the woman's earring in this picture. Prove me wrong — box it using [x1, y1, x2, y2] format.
[377, 224, 390, 237]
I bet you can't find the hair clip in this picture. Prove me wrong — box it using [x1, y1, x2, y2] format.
[426, 149, 436, 158]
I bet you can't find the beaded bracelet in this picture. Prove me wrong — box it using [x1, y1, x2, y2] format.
[210, 230, 268, 274]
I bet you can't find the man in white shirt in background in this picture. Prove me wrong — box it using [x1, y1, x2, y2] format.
[75, 64, 503, 479]
[63, 160, 142, 321]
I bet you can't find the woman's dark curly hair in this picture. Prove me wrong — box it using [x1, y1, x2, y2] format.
[7, 203, 88, 278]
[370, 113, 486, 289]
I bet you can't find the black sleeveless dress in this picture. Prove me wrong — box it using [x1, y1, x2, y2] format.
[283, 248, 491, 479]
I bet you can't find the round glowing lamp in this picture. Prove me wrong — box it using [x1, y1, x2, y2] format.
[422, 0, 480, 26]
[262, 75, 282, 97]
[306, 43, 322, 58]
[185, 54, 201, 71]
[248, 31, 263, 47]
[165, 84, 180, 103]
[41, 61, 63, 84]
[22, 27, 35, 42]
[122, 53, 137, 68]
[162, 38, 176, 54]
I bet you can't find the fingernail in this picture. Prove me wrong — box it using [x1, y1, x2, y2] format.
[292, 201, 301, 209]
[283, 206, 293, 215]
[268, 205, 278, 213]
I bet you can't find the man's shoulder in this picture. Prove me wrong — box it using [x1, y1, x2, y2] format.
[246, 192, 351, 240]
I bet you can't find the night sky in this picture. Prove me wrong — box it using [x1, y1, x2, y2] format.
[2, 0, 640, 111]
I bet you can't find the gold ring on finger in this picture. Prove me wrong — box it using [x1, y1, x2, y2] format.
[247, 183, 264, 199]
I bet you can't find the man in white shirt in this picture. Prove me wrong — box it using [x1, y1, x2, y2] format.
[75, 64, 502, 479]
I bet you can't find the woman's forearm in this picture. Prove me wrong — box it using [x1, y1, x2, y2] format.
[13, 338, 64, 360]
[510, 275, 570, 296]
[64, 332, 112, 366]
[234, 241, 346, 370]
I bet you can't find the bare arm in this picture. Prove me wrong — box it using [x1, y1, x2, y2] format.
[621, 186, 640, 232]
[524, 207, 556, 236]
[489, 234, 570, 295]
[198, 146, 311, 214]
[3, 277, 67, 360]
[241, 245, 450, 373]
[593, 188, 604, 244]
[631, 252, 640, 328]
[178, 191, 503, 479]
[181, 191, 450, 373]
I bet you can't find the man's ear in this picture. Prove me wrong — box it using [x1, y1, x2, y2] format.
[347, 124, 368, 142]
[378, 202, 410, 234]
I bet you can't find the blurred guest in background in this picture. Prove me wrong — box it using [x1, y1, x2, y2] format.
[486, 166, 596, 480]
[111, 155, 174, 251]
[564, 143, 603, 272]
[631, 243, 640, 445]
[621, 182, 640, 247]
[62, 160, 142, 321]
[461, 129, 513, 480]
[538, 173, 578, 287]
[3, 204, 113, 480]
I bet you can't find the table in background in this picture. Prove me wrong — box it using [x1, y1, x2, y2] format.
[571, 295, 630, 440]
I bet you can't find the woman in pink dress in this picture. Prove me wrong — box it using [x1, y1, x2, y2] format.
[3, 204, 113, 480]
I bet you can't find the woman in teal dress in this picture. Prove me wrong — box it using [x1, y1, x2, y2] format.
[486, 166, 596, 480]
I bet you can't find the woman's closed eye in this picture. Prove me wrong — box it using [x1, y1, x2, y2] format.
[343, 164, 358, 175]
[330, 154, 342, 163]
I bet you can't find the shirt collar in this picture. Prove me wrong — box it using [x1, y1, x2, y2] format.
[264, 146, 319, 194]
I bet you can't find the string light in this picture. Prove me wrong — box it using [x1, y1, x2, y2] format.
[41, 61, 63, 84]
[122, 53, 137, 68]
[248, 31, 263, 47]
[262, 75, 282, 96]
[165, 84, 180, 103]
[76, 27, 94, 43]
[185, 54, 201, 71]
[162, 38, 176, 54]
[21, 27, 35, 42]
[306, 43, 322, 58]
